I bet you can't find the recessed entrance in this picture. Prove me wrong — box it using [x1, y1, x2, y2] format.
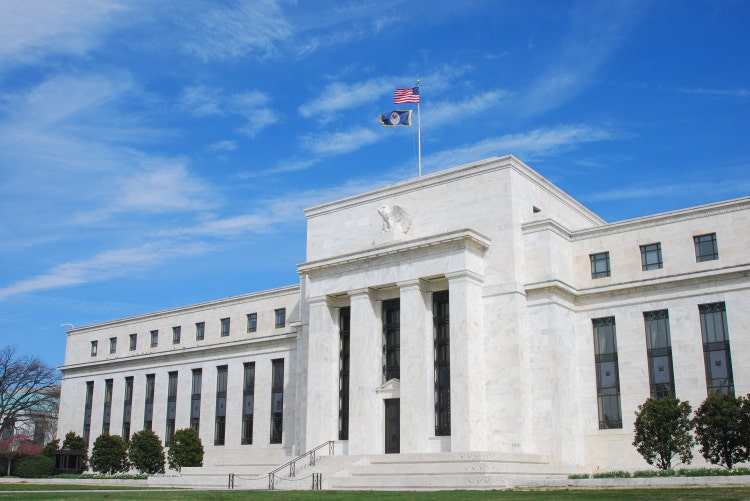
[384, 398, 400, 454]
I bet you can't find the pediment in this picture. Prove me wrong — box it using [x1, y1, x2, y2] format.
[376, 378, 400, 394]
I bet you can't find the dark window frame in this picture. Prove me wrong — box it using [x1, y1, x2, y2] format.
[190, 369, 202, 433]
[172, 326, 181, 345]
[270, 359, 284, 444]
[640, 243, 663, 271]
[129, 333, 137, 351]
[247, 313, 257, 333]
[220, 318, 230, 337]
[195, 322, 205, 341]
[150, 330, 158, 347]
[90, 341, 98, 357]
[382, 299, 400, 382]
[593, 316, 622, 429]
[274, 308, 286, 329]
[643, 310, 675, 399]
[214, 366, 228, 446]
[590, 252, 611, 279]
[122, 376, 133, 441]
[694, 233, 719, 262]
[434, 290, 451, 437]
[241, 362, 255, 445]
[699, 302, 734, 395]
[338, 306, 350, 441]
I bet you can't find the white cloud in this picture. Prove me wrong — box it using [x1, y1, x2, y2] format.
[422, 90, 509, 125]
[301, 127, 380, 156]
[208, 140, 237, 152]
[298, 79, 391, 117]
[586, 179, 750, 203]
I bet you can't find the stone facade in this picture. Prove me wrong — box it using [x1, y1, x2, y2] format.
[58, 155, 750, 472]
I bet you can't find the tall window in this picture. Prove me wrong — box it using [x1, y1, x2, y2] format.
[590, 252, 611, 278]
[190, 369, 202, 433]
[214, 366, 228, 445]
[338, 307, 350, 441]
[90, 341, 98, 357]
[434, 291, 451, 436]
[247, 313, 257, 333]
[641, 243, 663, 271]
[242, 362, 255, 445]
[383, 299, 400, 381]
[593, 317, 622, 429]
[172, 326, 181, 345]
[166, 371, 178, 443]
[700, 302, 734, 395]
[195, 322, 205, 341]
[275, 308, 286, 328]
[150, 330, 158, 347]
[643, 310, 675, 399]
[109, 337, 117, 354]
[270, 359, 284, 444]
[102, 379, 113, 435]
[129, 333, 137, 351]
[694, 233, 719, 262]
[143, 374, 155, 431]
[83, 381, 94, 445]
[220, 318, 230, 337]
[122, 376, 133, 441]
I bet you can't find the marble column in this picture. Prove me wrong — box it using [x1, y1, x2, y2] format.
[304, 296, 339, 450]
[347, 288, 383, 455]
[447, 271, 487, 451]
[398, 279, 433, 453]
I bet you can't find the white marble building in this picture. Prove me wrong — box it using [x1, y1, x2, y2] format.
[58, 156, 750, 475]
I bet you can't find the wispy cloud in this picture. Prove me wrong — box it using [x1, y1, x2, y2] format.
[301, 127, 381, 156]
[423, 91, 509, 125]
[424, 124, 614, 173]
[179, 85, 278, 137]
[298, 78, 392, 117]
[586, 179, 750, 203]
[677, 87, 750, 99]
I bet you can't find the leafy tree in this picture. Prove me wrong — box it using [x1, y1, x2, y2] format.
[90, 434, 128, 475]
[0, 346, 60, 440]
[14, 455, 54, 478]
[61, 431, 88, 470]
[693, 392, 750, 468]
[167, 428, 203, 471]
[633, 397, 694, 470]
[41, 438, 60, 457]
[128, 429, 165, 474]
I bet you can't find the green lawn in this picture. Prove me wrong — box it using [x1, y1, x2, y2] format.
[1, 487, 750, 500]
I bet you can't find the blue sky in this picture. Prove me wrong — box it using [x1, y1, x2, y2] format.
[1, 0, 748, 368]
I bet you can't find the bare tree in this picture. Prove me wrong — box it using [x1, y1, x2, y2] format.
[0, 346, 60, 444]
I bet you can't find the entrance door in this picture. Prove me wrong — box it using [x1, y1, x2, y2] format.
[384, 398, 400, 454]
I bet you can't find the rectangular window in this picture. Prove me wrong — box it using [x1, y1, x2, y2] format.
[694, 233, 719, 262]
[172, 326, 181, 345]
[102, 379, 113, 435]
[90, 340, 98, 357]
[214, 366, 228, 446]
[109, 337, 117, 354]
[166, 371, 178, 443]
[640, 243, 663, 271]
[383, 299, 400, 381]
[590, 252, 611, 278]
[247, 313, 257, 333]
[122, 376, 133, 441]
[275, 308, 286, 328]
[270, 359, 284, 444]
[190, 369, 202, 433]
[143, 374, 155, 431]
[338, 307, 350, 441]
[434, 291, 451, 436]
[220, 318, 230, 337]
[195, 322, 205, 341]
[593, 317, 622, 429]
[83, 381, 94, 446]
[699, 302, 734, 395]
[150, 330, 158, 347]
[242, 362, 255, 445]
[643, 310, 675, 399]
[129, 333, 137, 351]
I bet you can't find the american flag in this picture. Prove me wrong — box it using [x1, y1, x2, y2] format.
[394, 87, 419, 104]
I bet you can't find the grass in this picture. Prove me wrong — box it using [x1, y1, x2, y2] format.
[1, 487, 750, 500]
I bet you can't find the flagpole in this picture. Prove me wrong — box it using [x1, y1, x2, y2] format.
[417, 79, 422, 177]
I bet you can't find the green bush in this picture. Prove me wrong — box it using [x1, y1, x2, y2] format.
[128, 429, 164, 475]
[592, 470, 631, 478]
[14, 455, 54, 478]
[90, 434, 129, 475]
[61, 431, 89, 470]
[568, 473, 590, 479]
[41, 439, 60, 457]
[633, 397, 694, 470]
[693, 393, 750, 468]
[167, 428, 203, 471]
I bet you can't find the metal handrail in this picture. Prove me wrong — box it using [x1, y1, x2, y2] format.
[268, 440, 334, 490]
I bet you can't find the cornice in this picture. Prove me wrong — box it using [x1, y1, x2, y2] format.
[526, 264, 750, 301]
[67, 284, 300, 334]
[60, 332, 297, 376]
[297, 228, 491, 275]
[568, 197, 750, 241]
[303, 155, 603, 225]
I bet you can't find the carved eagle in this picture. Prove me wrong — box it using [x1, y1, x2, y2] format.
[378, 204, 412, 234]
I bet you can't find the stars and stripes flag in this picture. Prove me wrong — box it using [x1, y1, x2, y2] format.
[394, 86, 420, 104]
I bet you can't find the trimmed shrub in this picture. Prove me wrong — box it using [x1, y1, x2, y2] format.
[14, 455, 54, 478]
[61, 431, 89, 470]
[693, 392, 750, 468]
[41, 439, 60, 457]
[90, 435, 129, 475]
[128, 429, 165, 475]
[633, 397, 694, 469]
[167, 428, 204, 471]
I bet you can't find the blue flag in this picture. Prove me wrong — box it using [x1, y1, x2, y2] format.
[380, 110, 412, 126]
